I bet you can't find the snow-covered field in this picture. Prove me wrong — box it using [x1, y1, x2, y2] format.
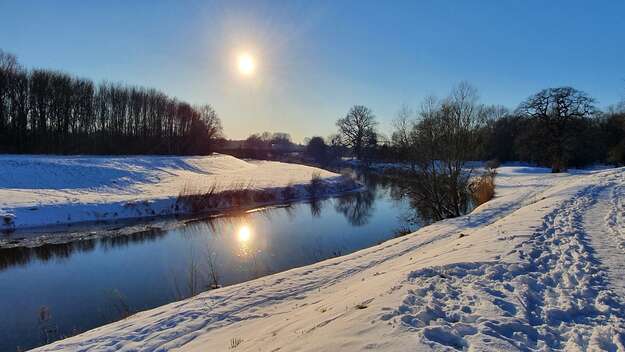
[32, 165, 625, 351]
[0, 154, 348, 232]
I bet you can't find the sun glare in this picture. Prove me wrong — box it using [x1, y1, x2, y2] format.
[237, 225, 252, 242]
[237, 53, 256, 76]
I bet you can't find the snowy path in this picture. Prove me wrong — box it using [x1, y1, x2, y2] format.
[32, 167, 625, 351]
[396, 179, 625, 351]
[586, 181, 625, 299]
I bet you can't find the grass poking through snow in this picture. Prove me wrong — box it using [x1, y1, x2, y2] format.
[176, 181, 277, 214]
[176, 172, 360, 216]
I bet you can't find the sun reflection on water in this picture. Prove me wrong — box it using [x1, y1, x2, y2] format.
[237, 225, 251, 243]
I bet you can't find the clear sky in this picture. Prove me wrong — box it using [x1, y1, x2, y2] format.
[1, 0, 624, 142]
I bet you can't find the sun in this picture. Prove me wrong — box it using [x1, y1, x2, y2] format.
[237, 53, 256, 76]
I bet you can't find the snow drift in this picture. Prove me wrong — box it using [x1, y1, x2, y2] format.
[0, 154, 351, 232]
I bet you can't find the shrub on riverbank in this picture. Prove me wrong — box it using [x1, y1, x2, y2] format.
[470, 168, 496, 206]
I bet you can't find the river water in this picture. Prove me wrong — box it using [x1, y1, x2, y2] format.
[0, 173, 432, 351]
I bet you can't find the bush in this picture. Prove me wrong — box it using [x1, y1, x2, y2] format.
[306, 171, 326, 199]
[470, 170, 496, 206]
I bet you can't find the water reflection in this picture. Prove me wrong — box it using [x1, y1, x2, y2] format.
[0, 171, 466, 274]
[237, 225, 252, 243]
[236, 224, 254, 259]
[0, 228, 165, 270]
[308, 198, 323, 217]
[334, 190, 376, 226]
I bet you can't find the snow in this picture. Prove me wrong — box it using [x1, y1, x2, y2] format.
[587, 182, 625, 299]
[30, 166, 625, 351]
[0, 154, 349, 232]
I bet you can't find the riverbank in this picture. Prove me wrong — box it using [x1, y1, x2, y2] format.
[0, 154, 357, 233]
[0, 165, 411, 351]
[33, 165, 625, 351]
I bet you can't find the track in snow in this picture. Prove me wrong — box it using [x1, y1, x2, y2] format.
[587, 180, 625, 299]
[387, 180, 625, 351]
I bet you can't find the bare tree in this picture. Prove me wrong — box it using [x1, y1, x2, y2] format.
[197, 104, 222, 139]
[0, 50, 22, 149]
[190, 104, 223, 153]
[336, 105, 378, 160]
[409, 82, 485, 220]
[0, 49, 18, 72]
[517, 87, 597, 172]
[391, 105, 417, 168]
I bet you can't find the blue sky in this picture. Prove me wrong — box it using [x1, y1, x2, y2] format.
[1, 0, 624, 141]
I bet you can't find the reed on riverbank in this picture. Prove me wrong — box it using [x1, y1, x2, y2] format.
[470, 167, 497, 206]
[177, 173, 360, 215]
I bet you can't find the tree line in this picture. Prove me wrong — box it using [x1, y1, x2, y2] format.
[481, 88, 624, 170]
[2, 46, 623, 168]
[302, 82, 624, 173]
[0, 49, 222, 154]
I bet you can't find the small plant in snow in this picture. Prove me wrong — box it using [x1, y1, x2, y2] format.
[229, 336, 243, 349]
[392, 227, 412, 238]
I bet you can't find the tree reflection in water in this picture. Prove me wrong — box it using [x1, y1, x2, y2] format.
[338, 168, 472, 227]
[334, 190, 376, 226]
[308, 198, 323, 217]
[0, 228, 166, 270]
[0, 170, 471, 273]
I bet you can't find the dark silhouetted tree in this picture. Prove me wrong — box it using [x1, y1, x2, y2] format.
[270, 132, 294, 150]
[305, 136, 329, 164]
[336, 105, 378, 160]
[516, 87, 598, 172]
[0, 49, 223, 155]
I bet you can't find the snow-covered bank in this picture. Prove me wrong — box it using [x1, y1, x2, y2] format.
[0, 154, 353, 232]
[33, 166, 625, 351]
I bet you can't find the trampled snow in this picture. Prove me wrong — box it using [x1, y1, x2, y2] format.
[30, 165, 625, 351]
[0, 154, 347, 232]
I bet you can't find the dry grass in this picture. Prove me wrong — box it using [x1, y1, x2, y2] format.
[177, 181, 278, 214]
[470, 169, 496, 206]
[177, 183, 220, 213]
[177, 173, 359, 215]
[229, 337, 243, 349]
[392, 227, 413, 238]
